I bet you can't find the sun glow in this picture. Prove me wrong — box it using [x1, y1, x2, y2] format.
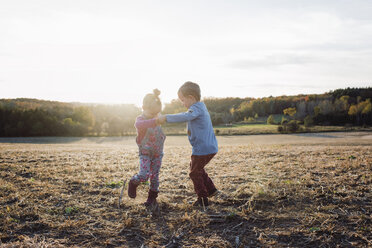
[1, 1, 372, 105]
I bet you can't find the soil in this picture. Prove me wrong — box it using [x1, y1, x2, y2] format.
[0, 133, 371, 247]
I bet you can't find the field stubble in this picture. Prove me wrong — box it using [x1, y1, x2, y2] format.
[0, 135, 371, 247]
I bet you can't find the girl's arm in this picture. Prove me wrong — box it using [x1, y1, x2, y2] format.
[135, 116, 157, 130]
[166, 106, 200, 123]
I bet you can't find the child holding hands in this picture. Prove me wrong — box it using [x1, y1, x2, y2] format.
[158, 82, 218, 207]
[128, 89, 165, 209]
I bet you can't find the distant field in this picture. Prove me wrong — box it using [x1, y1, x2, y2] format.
[0, 133, 371, 247]
[214, 124, 372, 135]
[214, 124, 278, 135]
[161, 122, 372, 136]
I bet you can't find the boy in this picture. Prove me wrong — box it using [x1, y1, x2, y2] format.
[158, 82, 218, 207]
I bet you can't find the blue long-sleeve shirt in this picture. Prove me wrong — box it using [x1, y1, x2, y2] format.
[166, 101, 218, 155]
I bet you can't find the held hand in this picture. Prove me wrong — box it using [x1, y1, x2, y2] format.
[157, 115, 167, 125]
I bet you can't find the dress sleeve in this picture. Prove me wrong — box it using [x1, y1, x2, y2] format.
[135, 116, 157, 130]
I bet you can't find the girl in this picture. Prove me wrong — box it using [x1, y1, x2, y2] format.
[128, 89, 165, 209]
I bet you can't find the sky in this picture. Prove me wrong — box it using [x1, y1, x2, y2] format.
[1, 0, 371, 107]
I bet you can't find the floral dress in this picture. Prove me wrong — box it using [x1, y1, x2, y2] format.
[131, 117, 166, 192]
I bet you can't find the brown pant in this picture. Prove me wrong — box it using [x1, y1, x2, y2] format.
[189, 153, 216, 198]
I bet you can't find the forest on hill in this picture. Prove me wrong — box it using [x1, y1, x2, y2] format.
[0, 87, 371, 137]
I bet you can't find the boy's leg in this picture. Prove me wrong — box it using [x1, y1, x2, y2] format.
[199, 154, 217, 195]
[202, 169, 217, 196]
[189, 153, 216, 198]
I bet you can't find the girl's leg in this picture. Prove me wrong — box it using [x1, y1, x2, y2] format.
[143, 156, 162, 206]
[132, 155, 152, 183]
[149, 155, 162, 192]
[128, 155, 152, 198]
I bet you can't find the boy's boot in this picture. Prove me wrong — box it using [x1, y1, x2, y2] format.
[144, 190, 158, 207]
[128, 179, 139, 198]
[192, 197, 209, 207]
[208, 188, 218, 198]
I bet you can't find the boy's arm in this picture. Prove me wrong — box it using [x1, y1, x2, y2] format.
[135, 116, 157, 130]
[165, 107, 200, 123]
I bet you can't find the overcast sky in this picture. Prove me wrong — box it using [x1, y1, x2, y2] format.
[1, 0, 371, 106]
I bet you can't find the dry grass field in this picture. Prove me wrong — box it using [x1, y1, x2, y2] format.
[0, 132, 371, 247]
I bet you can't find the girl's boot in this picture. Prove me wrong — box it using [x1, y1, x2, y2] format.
[144, 190, 158, 207]
[128, 179, 139, 198]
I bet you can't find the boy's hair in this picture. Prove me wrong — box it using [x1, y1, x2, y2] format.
[178, 81, 201, 101]
[143, 89, 162, 110]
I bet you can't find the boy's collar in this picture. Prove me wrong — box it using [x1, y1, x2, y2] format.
[189, 101, 201, 108]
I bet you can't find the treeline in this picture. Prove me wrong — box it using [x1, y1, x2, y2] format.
[163, 87, 372, 127]
[0, 87, 371, 137]
[0, 99, 140, 137]
[204, 87, 371, 127]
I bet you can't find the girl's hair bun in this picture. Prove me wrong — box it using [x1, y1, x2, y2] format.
[153, 88, 161, 96]
[143, 89, 162, 110]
